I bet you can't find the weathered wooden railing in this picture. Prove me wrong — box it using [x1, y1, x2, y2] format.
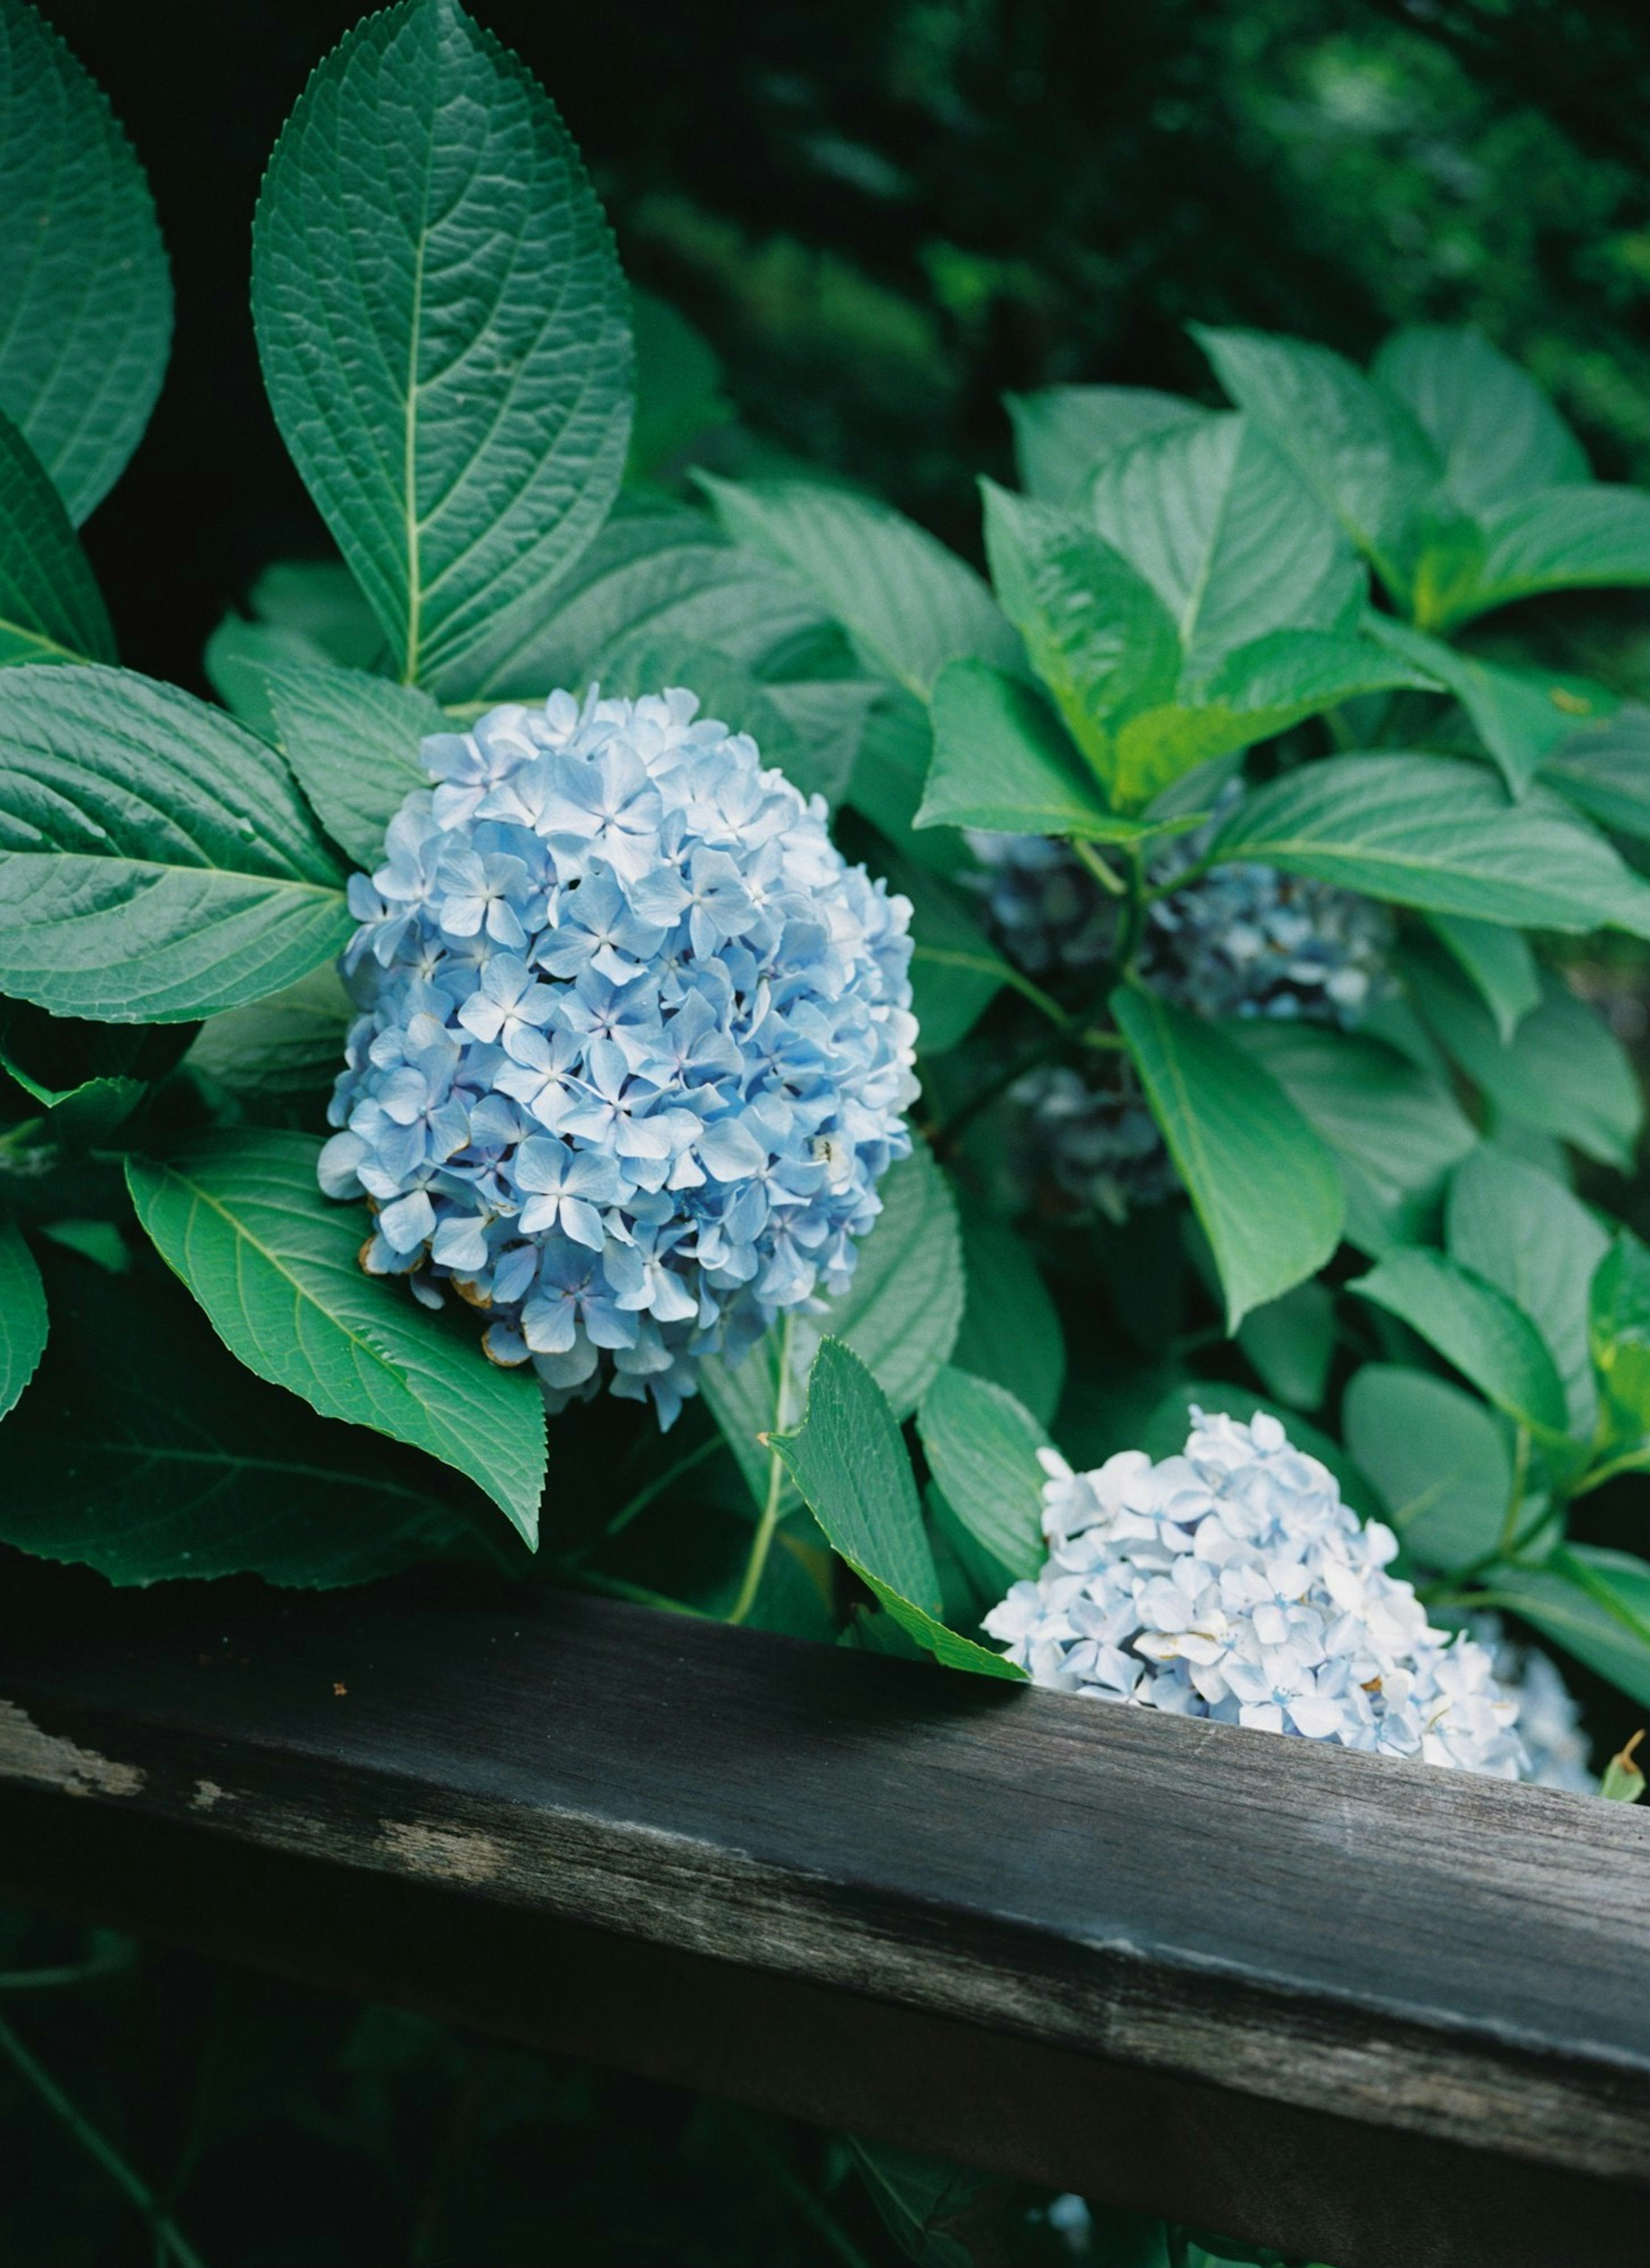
[0, 1561, 1644, 2268]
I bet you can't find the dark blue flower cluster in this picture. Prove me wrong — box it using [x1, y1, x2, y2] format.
[321, 688, 917, 1425]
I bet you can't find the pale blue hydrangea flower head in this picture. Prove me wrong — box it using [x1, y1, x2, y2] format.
[321, 687, 918, 1426]
[985, 1408, 1530, 1778]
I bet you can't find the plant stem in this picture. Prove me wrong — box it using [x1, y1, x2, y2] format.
[1571, 1445, 1650, 1499]
[1493, 1426, 1531, 1558]
[1073, 839, 1128, 896]
[0, 2013, 210, 2268]
[0, 1940, 134, 1993]
[728, 1314, 796, 1626]
[599, 1434, 724, 1542]
[555, 1564, 711, 1618]
[724, 2112, 875, 2268]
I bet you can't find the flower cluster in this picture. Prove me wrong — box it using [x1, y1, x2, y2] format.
[984, 1408, 1529, 1777]
[1473, 1615, 1595, 1793]
[320, 688, 917, 1425]
[969, 808, 1390, 1218]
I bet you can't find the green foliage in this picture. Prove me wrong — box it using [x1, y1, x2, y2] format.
[1591, 1230, 1650, 1442]
[1351, 1247, 1570, 1446]
[0, 411, 116, 667]
[950, 1213, 1066, 1426]
[263, 659, 446, 869]
[251, 0, 632, 698]
[921, 660, 1165, 839]
[1344, 1364, 1512, 1572]
[0, 0, 171, 522]
[0, 1215, 46, 1422]
[917, 1367, 1048, 1583]
[126, 1130, 547, 1543]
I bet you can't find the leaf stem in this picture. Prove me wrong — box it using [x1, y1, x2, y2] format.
[1073, 840, 1128, 896]
[600, 1434, 724, 1543]
[1571, 1444, 1650, 1499]
[0, 2013, 210, 2268]
[728, 1313, 796, 1625]
[722, 2112, 875, 2268]
[1493, 1426, 1531, 1559]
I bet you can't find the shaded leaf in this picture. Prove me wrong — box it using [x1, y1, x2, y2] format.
[1487, 1549, 1650, 1708]
[1423, 913, 1540, 1043]
[186, 965, 352, 1099]
[1351, 1246, 1569, 1443]
[1372, 326, 1589, 516]
[627, 288, 728, 482]
[265, 656, 446, 867]
[1006, 384, 1201, 507]
[127, 1129, 547, 1542]
[1343, 1363, 1510, 1573]
[1114, 986, 1343, 1328]
[0, 1215, 46, 1422]
[952, 1211, 1066, 1426]
[1236, 1279, 1335, 1413]
[0, 663, 351, 1020]
[252, 0, 632, 697]
[1362, 613, 1614, 796]
[1590, 1230, 1650, 1441]
[918, 1366, 1048, 1581]
[1447, 1149, 1608, 1437]
[1542, 702, 1650, 845]
[920, 659, 1170, 840]
[1450, 485, 1650, 630]
[0, 408, 116, 665]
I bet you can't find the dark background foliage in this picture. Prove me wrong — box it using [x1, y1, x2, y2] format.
[8, 4, 1648, 2261]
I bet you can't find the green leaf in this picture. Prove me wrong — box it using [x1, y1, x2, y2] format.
[1485, 1549, 1650, 1707]
[0, 1216, 46, 1422]
[0, 1245, 472, 1584]
[1445, 485, 1650, 630]
[1405, 952, 1644, 1170]
[1005, 384, 1201, 508]
[0, 408, 116, 665]
[186, 965, 352, 1099]
[247, 559, 387, 671]
[126, 1129, 547, 1543]
[1237, 1279, 1335, 1413]
[1086, 412, 1364, 674]
[951, 1212, 1066, 1426]
[0, 0, 171, 521]
[468, 498, 831, 705]
[1139, 1380, 1378, 1518]
[627, 289, 728, 483]
[252, 0, 632, 698]
[1350, 1246, 1569, 1443]
[700, 1143, 963, 1504]
[702, 474, 1020, 698]
[1194, 324, 1442, 607]
[1113, 986, 1343, 1328]
[848, 2136, 1009, 2268]
[919, 659, 1163, 840]
[264, 657, 448, 867]
[917, 1366, 1048, 1581]
[981, 481, 1179, 769]
[847, 691, 967, 871]
[0, 663, 352, 1020]
[1372, 327, 1589, 516]
[1223, 1021, 1474, 1254]
[1590, 1230, 1650, 1441]
[1422, 913, 1540, 1043]
[1362, 613, 1615, 796]
[1542, 702, 1650, 845]
[774, 1337, 1022, 1678]
[874, 844, 1012, 1055]
[1210, 753, 1650, 937]
[1447, 1148, 1609, 1438]
[1343, 1364, 1511, 1573]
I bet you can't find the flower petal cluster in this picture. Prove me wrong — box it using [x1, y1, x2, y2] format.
[321, 688, 917, 1425]
[1473, 1614, 1595, 1793]
[969, 805, 1390, 1218]
[984, 1408, 1528, 1777]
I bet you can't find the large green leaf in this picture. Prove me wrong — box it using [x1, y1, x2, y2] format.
[1362, 614, 1614, 797]
[1446, 486, 1650, 630]
[265, 657, 448, 867]
[1224, 1021, 1474, 1254]
[1085, 412, 1363, 674]
[917, 1366, 1048, 1582]
[252, 0, 632, 699]
[774, 1336, 1023, 1678]
[1350, 1247, 1569, 1444]
[1236, 1278, 1334, 1413]
[1211, 754, 1650, 936]
[981, 481, 1179, 767]
[126, 1129, 547, 1543]
[0, 408, 116, 665]
[0, 664, 352, 1020]
[0, 1215, 46, 1422]
[1542, 703, 1650, 845]
[1486, 1549, 1650, 1707]
[0, 0, 171, 521]
[0, 1247, 474, 1584]
[1446, 1149, 1609, 1438]
[869, 840, 1013, 1056]
[1422, 913, 1539, 1044]
[1405, 953, 1644, 1171]
[1005, 384, 1202, 508]
[951, 1212, 1066, 1426]
[186, 965, 353, 1099]
[1195, 324, 1442, 607]
[1113, 986, 1343, 1328]
[1590, 1230, 1650, 1442]
[1372, 327, 1589, 516]
[700, 1142, 964, 1505]
[1342, 1363, 1511, 1573]
[919, 659, 1164, 840]
[703, 475, 1020, 698]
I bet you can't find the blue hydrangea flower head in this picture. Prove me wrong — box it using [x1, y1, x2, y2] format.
[321, 687, 918, 1426]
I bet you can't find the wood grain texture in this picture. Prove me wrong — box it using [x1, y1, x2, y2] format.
[0, 1560, 1646, 2268]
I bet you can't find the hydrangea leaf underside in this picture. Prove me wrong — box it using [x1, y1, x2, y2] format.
[0, 0, 172, 522]
[0, 665, 352, 1021]
[0, 408, 116, 665]
[126, 1129, 547, 1544]
[252, 0, 633, 699]
[1112, 985, 1343, 1330]
[0, 1245, 474, 1584]
[775, 1337, 1024, 1679]
[0, 1216, 47, 1423]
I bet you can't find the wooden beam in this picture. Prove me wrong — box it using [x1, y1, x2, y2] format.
[1, 1562, 1645, 2268]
